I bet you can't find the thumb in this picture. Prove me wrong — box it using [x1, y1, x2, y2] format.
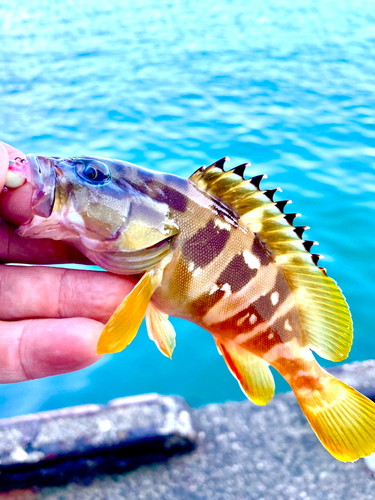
[0, 142, 32, 226]
[0, 142, 9, 191]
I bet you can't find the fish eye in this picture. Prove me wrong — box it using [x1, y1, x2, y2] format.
[74, 159, 111, 184]
[84, 166, 99, 180]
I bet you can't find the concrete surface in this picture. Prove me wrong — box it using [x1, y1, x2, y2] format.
[0, 394, 195, 492]
[1, 360, 375, 499]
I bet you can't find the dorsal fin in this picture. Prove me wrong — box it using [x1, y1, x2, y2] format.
[189, 159, 353, 362]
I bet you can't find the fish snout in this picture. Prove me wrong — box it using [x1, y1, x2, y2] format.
[26, 154, 57, 218]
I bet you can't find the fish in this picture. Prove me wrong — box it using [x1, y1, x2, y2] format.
[15, 153, 375, 462]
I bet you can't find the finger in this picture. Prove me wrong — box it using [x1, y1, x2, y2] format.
[0, 317, 103, 383]
[0, 140, 32, 226]
[0, 142, 27, 193]
[0, 181, 33, 226]
[0, 141, 32, 224]
[0, 183, 91, 265]
[0, 143, 8, 191]
[0, 265, 135, 322]
[0, 219, 91, 265]
[0, 141, 26, 160]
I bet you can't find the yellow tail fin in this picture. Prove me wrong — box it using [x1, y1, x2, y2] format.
[293, 370, 375, 462]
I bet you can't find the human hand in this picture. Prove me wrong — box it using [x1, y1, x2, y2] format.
[0, 142, 134, 384]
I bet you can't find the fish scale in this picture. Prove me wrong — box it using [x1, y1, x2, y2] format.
[16, 153, 375, 462]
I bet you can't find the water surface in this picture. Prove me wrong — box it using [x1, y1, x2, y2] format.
[1, 0, 375, 417]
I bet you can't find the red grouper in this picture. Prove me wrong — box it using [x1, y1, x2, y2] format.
[14, 154, 375, 462]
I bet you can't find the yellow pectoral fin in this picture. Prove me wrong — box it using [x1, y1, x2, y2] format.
[145, 301, 176, 359]
[97, 270, 161, 354]
[215, 339, 275, 406]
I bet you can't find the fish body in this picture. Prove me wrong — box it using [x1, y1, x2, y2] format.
[17, 154, 375, 462]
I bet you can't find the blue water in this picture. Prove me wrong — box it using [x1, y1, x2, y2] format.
[1, 0, 375, 417]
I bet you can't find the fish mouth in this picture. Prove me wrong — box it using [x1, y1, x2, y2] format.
[84, 236, 177, 275]
[26, 154, 57, 218]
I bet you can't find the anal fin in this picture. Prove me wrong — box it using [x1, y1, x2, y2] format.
[97, 270, 161, 354]
[215, 339, 275, 405]
[145, 301, 176, 358]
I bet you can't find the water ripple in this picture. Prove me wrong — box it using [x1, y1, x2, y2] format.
[0, 0, 375, 415]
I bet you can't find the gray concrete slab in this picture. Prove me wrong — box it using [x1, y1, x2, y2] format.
[40, 391, 375, 500]
[2, 360, 375, 499]
[0, 394, 195, 492]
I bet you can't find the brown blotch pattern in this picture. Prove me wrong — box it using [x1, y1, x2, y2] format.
[216, 253, 258, 293]
[252, 237, 272, 266]
[168, 256, 194, 304]
[160, 185, 188, 212]
[189, 289, 226, 319]
[182, 219, 231, 267]
[271, 307, 305, 344]
[271, 357, 324, 392]
[209, 303, 265, 339]
[243, 326, 284, 357]
[251, 269, 292, 321]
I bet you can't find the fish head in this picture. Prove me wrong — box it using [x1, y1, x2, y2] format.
[16, 155, 179, 273]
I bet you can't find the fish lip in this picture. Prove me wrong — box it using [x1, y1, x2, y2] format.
[26, 154, 56, 218]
